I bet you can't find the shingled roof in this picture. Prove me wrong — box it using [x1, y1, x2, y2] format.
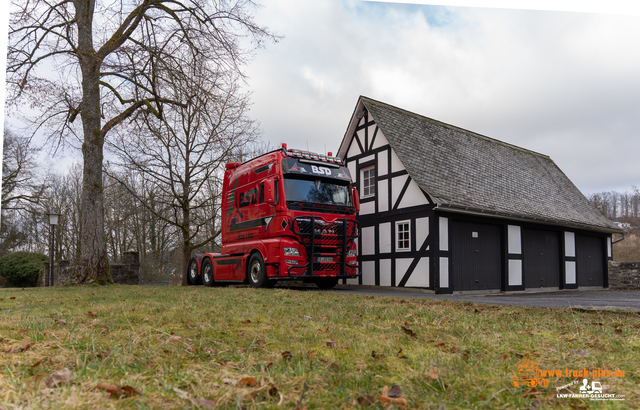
[341, 96, 620, 233]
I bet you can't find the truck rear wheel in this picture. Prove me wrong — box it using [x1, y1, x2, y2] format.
[187, 258, 201, 285]
[202, 259, 214, 287]
[247, 253, 273, 288]
[316, 277, 339, 289]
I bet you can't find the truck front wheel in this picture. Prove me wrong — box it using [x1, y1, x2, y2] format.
[187, 258, 201, 285]
[202, 259, 215, 287]
[247, 253, 273, 288]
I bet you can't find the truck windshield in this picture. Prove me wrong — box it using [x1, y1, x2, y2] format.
[284, 177, 351, 206]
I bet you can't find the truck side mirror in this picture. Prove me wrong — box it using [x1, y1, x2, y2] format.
[264, 178, 276, 204]
[351, 186, 360, 213]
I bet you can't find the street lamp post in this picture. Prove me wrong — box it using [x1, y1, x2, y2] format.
[46, 213, 59, 286]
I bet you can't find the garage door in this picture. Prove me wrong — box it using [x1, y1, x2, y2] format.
[523, 229, 560, 289]
[451, 221, 502, 291]
[576, 235, 604, 287]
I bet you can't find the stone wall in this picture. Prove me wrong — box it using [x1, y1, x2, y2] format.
[38, 251, 141, 286]
[608, 261, 640, 290]
[110, 251, 141, 285]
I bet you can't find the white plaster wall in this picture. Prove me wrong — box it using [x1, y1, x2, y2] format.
[565, 232, 576, 257]
[371, 128, 388, 150]
[362, 261, 375, 286]
[395, 258, 411, 286]
[359, 154, 375, 164]
[416, 217, 429, 249]
[439, 217, 449, 251]
[392, 175, 408, 206]
[361, 226, 375, 255]
[347, 161, 356, 184]
[566, 261, 576, 284]
[391, 149, 404, 173]
[508, 225, 522, 254]
[378, 179, 389, 212]
[360, 200, 375, 215]
[378, 149, 388, 176]
[380, 259, 391, 287]
[439, 257, 449, 288]
[405, 257, 430, 287]
[398, 179, 427, 209]
[508, 260, 522, 286]
[379, 222, 391, 253]
[347, 137, 361, 158]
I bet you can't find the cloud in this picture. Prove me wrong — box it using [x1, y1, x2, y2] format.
[245, 1, 640, 194]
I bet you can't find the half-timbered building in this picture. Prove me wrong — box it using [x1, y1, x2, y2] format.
[338, 96, 621, 294]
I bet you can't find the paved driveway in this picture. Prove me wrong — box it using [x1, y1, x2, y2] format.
[331, 286, 640, 310]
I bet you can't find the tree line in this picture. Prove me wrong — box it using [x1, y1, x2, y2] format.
[1, 128, 270, 284]
[588, 187, 640, 234]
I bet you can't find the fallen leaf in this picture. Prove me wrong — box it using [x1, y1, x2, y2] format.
[97, 384, 123, 397]
[379, 385, 408, 408]
[326, 340, 337, 348]
[121, 385, 141, 397]
[32, 359, 44, 367]
[303, 315, 313, 320]
[388, 385, 402, 398]
[20, 338, 32, 352]
[401, 326, 417, 338]
[45, 368, 74, 388]
[396, 348, 407, 359]
[356, 395, 376, 406]
[306, 350, 316, 359]
[88, 311, 97, 317]
[9, 297, 15, 300]
[238, 377, 257, 387]
[524, 387, 540, 397]
[267, 382, 278, 396]
[221, 378, 237, 386]
[282, 351, 293, 361]
[614, 328, 622, 334]
[54, 319, 67, 324]
[371, 350, 385, 360]
[162, 335, 182, 345]
[256, 339, 267, 347]
[241, 319, 251, 325]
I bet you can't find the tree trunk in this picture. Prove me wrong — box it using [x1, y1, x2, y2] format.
[75, 0, 109, 284]
[181, 210, 191, 286]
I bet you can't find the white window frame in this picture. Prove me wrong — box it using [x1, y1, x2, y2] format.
[361, 166, 376, 198]
[396, 220, 411, 252]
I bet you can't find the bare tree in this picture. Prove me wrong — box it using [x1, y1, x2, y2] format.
[7, 0, 276, 283]
[107, 50, 261, 285]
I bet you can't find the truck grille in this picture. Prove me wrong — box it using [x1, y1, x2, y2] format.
[288, 216, 359, 278]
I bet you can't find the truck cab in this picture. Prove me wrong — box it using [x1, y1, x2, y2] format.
[187, 144, 360, 289]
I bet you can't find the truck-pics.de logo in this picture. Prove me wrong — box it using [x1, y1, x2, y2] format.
[511, 359, 549, 388]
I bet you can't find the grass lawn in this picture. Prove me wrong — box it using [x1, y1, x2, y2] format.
[0, 285, 638, 409]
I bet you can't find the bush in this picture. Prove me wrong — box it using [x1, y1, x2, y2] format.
[0, 252, 49, 287]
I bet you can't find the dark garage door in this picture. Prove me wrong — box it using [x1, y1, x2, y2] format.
[451, 221, 502, 291]
[523, 228, 560, 289]
[576, 235, 604, 287]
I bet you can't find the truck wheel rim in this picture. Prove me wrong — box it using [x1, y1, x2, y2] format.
[190, 263, 197, 281]
[250, 261, 261, 283]
[204, 265, 211, 283]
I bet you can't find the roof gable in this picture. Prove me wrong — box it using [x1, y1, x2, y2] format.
[339, 96, 619, 233]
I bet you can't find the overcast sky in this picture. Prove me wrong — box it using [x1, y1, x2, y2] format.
[241, 0, 640, 195]
[2, 1, 640, 196]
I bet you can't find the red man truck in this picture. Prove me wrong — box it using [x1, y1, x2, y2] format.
[186, 144, 360, 289]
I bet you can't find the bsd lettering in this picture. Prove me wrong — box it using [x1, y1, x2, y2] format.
[311, 165, 332, 176]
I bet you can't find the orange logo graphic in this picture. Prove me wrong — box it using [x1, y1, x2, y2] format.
[511, 359, 549, 388]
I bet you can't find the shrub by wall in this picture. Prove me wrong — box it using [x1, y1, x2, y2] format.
[0, 252, 49, 287]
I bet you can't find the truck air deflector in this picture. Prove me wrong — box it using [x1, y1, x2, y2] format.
[288, 215, 360, 279]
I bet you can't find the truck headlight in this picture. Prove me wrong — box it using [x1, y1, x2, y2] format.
[284, 247, 300, 256]
[347, 249, 357, 258]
